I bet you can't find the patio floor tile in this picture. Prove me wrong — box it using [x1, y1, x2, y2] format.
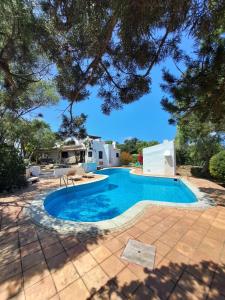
[166, 249, 190, 265]
[60, 236, 79, 250]
[24, 275, 56, 300]
[51, 261, 79, 292]
[66, 243, 88, 260]
[174, 241, 196, 258]
[47, 251, 69, 272]
[90, 245, 112, 263]
[115, 267, 139, 297]
[117, 232, 134, 244]
[0, 274, 23, 300]
[85, 238, 103, 252]
[154, 252, 163, 267]
[115, 247, 129, 265]
[42, 242, 64, 259]
[154, 240, 171, 257]
[0, 259, 22, 282]
[135, 221, 150, 232]
[147, 274, 176, 300]
[23, 261, 50, 289]
[19, 233, 38, 247]
[128, 263, 151, 281]
[177, 271, 209, 299]
[22, 250, 45, 271]
[59, 278, 90, 300]
[179, 230, 203, 248]
[101, 254, 125, 277]
[157, 258, 184, 281]
[73, 252, 97, 276]
[185, 260, 215, 285]
[207, 291, 225, 300]
[138, 232, 157, 244]
[0, 247, 20, 265]
[211, 271, 225, 296]
[20, 240, 41, 257]
[169, 285, 199, 300]
[104, 237, 124, 253]
[126, 226, 144, 238]
[40, 236, 59, 248]
[0, 238, 19, 252]
[49, 294, 60, 300]
[82, 265, 109, 293]
[131, 282, 156, 300]
[146, 227, 164, 239]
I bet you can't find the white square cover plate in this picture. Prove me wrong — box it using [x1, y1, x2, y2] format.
[121, 239, 156, 269]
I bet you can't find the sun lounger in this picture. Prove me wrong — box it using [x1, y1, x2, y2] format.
[67, 175, 82, 184]
[75, 166, 95, 178]
[27, 176, 39, 184]
[65, 169, 82, 185]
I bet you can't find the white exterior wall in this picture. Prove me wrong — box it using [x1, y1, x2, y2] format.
[109, 144, 120, 166]
[104, 144, 120, 167]
[143, 140, 176, 176]
[85, 140, 120, 167]
[85, 140, 106, 166]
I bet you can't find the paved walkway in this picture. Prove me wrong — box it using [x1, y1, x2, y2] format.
[0, 175, 224, 300]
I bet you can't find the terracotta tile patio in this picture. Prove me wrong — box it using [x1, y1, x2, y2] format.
[0, 175, 225, 299]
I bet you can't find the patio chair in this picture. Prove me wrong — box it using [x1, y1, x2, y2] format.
[64, 169, 82, 185]
[75, 166, 95, 178]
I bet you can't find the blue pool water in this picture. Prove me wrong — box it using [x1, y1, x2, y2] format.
[44, 168, 197, 222]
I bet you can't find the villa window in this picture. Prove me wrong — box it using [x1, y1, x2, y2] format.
[88, 151, 92, 157]
[61, 151, 68, 158]
[116, 153, 119, 158]
[99, 151, 103, 159]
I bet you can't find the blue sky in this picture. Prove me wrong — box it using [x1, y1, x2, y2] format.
[35, 36, 193, 143]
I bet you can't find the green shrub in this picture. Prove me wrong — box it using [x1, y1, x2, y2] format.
[209, 150, 225, 182]
[0, 144, 27, 192]
[191, 166, 206, 178]
[132, 154, 138, 163]
[120, 151, 133, 165]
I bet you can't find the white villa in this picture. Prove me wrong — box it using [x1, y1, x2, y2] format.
[39, 135, 120, 169]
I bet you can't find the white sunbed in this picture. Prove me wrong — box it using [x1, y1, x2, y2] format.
[65, 169, 82, 185]
[74, 166, 95, 178]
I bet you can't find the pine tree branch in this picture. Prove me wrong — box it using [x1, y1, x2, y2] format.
[143, 29, 170, 78]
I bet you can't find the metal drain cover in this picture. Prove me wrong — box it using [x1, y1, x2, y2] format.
[121, 239, 156, 269]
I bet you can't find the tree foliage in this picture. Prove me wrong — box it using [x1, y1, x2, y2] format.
[1, 0, 225, 131]
[0, 143, 27, 192]
[161, 1, 225, 131]
[58, 113, 87, 139]
[1, 0, 225, 125]
[118, 138, 158, 154]
[1, 118, 56, 161]
[174, 117, 223, 176]
[2, 0, 210, 120]
[0, 0, 54, 111]
[105, 140, 113, 144]
[209, 150, 225, 182]
[0, 81, 59, 121]
[38, 0, 193, 116]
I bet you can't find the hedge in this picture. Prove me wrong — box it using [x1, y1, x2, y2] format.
[0, 144, 27, 192]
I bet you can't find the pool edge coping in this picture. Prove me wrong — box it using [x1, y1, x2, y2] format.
[26, 168, 216, 235]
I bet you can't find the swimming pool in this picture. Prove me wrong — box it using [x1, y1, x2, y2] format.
[44, 168, 197, 222]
